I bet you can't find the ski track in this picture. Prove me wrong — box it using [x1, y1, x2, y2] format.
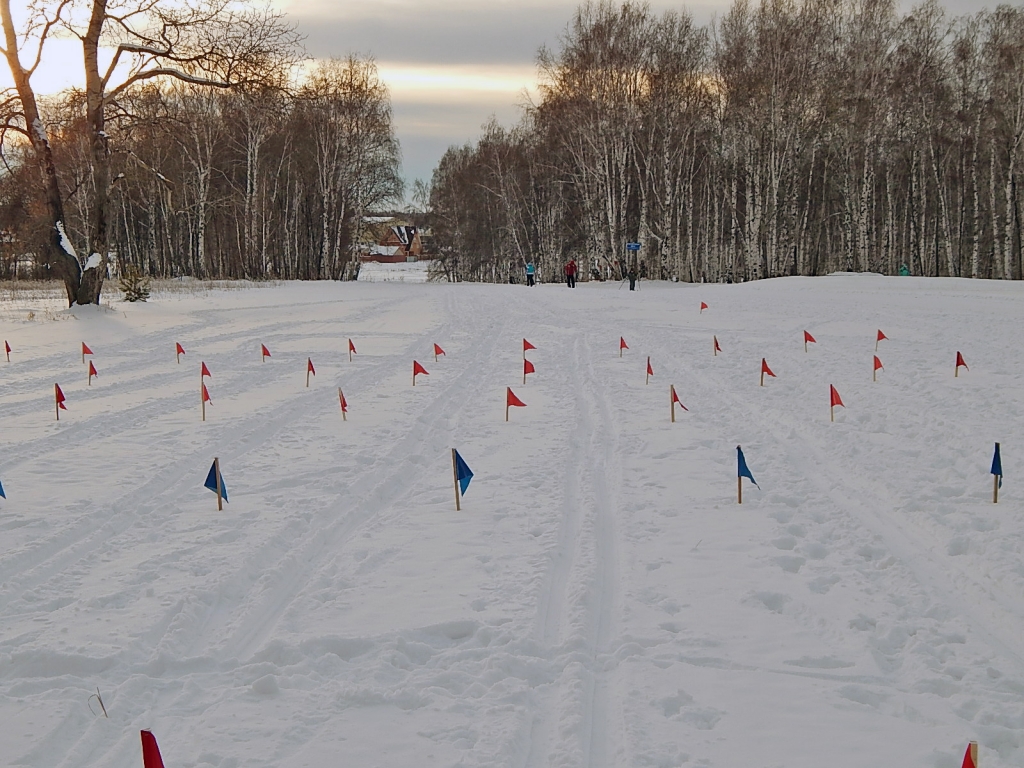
[3, 278, 1024, 767]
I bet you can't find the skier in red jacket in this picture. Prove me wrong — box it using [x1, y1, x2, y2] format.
[564, 259, 578, 288]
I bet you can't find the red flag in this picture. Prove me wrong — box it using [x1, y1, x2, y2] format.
[433, 343, 445, 357]
[700, 301, 708, 313]
[523, 338, 536, 352]
[830, 384, 844, 408]
[761, 358, 776, 377]
[524, 359, 535, 376]
[88, 361, 97, 377]
[413, 360, 428, 377]
[620, 337, 629, 351]
[307, 358, 315, 375]
[201, 362, 211, 378]
[804, 330, 816, 344]
[714, 335, 722, 353]
[141, 730, 167, 768]
[671, 386, 688, 411]
[877, 329, 887, 342]
[339, 389, 348, 412]
[261, 344, 271, 359]
[506, 387, 526, 407]
[82, 342, 93, 356]
[348, 339, 357, 354]
[55, 383, 67, 409]
[961, 741, 978, 768]
[202, 384, 211, 403]
[956, 351, 968, 371]
[4, 340, 10, 354]
[175, 342, 185, 356]
[647, 357, 654, 376]
[873, 355, 884, 371]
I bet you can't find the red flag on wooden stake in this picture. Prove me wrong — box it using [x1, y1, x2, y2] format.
[88, 360, 97, 385]
[202, 384, 211, 403]
[804, 330, 816, 344]
[760, 358, 775, 386]
[306, 357, 315, 387]
[646, 356, 653, 384]
[338, 388, 348, 419]
[348, 339, 357, 361]
[961, 741, 978, 768]
[714, 335, 722, 355]
[433, 343, 445, 359]
[4, 340, 9, 361]
[955, 351, 968, 376]
[670, 385, 688, 422]
[261, 344, 271, 360]
[413, 360, 428, 385]
[523, 358, 535, 384]
[619, 337, 629, 357]
[81, 342, 93, 363]
[175, 342, 185, 363]
[141, 730, 167, 768]
[523, 338, 536, 352]
[873, 355, 883, 381]
[201, 362, 211, 378]
[829, 384, 844, 421]
[55, 383, 67, 416]
[505, 387, 526, 421]
[700, 302, 708, 313]
[875, 329, 887, 351]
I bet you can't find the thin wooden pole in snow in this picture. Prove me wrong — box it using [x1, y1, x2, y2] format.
[737, 475, 742, 505]
[452, 448, 461, 511]
[670, 386, 676, 423]
[338, 388, 347, 421]
[214, 457, 223, 511]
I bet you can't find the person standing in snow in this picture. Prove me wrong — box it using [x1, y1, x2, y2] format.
[564, 259, 577, 288]
[525, 261, 536, 287]
[627, 265, 638, 291]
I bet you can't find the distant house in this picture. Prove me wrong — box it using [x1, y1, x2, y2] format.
[360, 220, 425, 263]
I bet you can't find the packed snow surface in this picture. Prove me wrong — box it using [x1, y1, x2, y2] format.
[1, 275, 1024, 768]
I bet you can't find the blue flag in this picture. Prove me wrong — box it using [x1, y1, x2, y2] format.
[204, 460, 228, 502]
[737, 446, 759, 488]
[0, 479, 5, 499]
[992, 442, 1003, 488]
[454, 450, 474, 496]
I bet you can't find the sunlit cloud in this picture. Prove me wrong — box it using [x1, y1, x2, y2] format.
[377, 63, 538, 104]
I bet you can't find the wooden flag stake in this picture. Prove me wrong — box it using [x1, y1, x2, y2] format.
[994, 443, 1000, 503]
[505, 400, 509, 422]
[646, 356, 651, 385]
[338, 388, 347, 421]
[55, 384, 60, 421]
[713, 336, 718, 356]
[306, 365, 311, 388]
[452, 448, 461, 511]
[670, 385, 676, 423]
[201, 369, 206, 422]
[760, 369, 765, 387]
[737, 475, 742, 505]
[214, 457, 223, 511]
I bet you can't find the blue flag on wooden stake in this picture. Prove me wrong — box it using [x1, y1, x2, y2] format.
[737, 446, 759, 488]
[204, 460, 228, 502]
[454, 450, 473, 496]
[992, 442, 1002, 488]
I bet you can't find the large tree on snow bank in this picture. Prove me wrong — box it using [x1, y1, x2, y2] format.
[0, 0, 298, 305]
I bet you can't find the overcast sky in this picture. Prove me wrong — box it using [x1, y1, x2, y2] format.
[281, 0, 988, 196]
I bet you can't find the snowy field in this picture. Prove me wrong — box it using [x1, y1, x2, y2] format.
[2, 275, 1023, 768]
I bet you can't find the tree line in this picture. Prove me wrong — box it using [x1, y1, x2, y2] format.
[427, 0, 1024, 283]
[1, 0, 402, 303]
